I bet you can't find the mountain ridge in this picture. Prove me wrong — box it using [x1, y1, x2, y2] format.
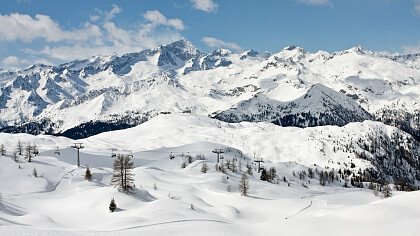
[0, 38, 419, 139]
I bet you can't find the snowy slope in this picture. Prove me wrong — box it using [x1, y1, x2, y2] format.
[0, 114, 419, 235]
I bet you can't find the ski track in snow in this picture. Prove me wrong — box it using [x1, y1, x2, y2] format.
[284, 201, 313, 219]
[112, 219, 230, 231]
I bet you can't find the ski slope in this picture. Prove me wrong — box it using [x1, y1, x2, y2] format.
[0, 114, 419, 235]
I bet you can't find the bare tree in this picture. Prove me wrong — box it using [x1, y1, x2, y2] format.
[111, 154, 135, 193]
[239, 173, 250, 196]
[231, 159, 236, 172]
[268, 167, 277, 183]
[246, 162, 253, 175]
[382, 184, 392, 198]
[220, 160, 226, 173]
[16, 140, 23, 155]
[32, 144, 39, 156]
[25, 145, 34, 162]
[12, 151, 18, 162]
[226, 159, 231, 171]
[0, 144, 5, 156]
[373, 183, 380, 197]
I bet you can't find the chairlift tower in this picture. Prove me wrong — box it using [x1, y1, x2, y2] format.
[111, 148, 117, 158]
[128, 150, 133, 158]
[212, 148, 225, 163]
[71, 143, 84, 167]
[254, 158, 264, 173]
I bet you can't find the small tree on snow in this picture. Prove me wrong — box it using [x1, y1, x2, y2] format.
[109, 198, 117, 212]
[239, 173, 250, 196]
[226, 184, 232, 192]
[0, 144, 5, 156]
[153, 182, 157, 190]
[268, 167, 277, 183]
[382, 184, 392, 198]
[32, 144, 39, 156]
[219, 161, 225, 173]
[308, 168, 315, 179]
[246, 162, 253, 175]
[373, 184, 380, 197]
[260, 168, 268, 181]
[85, 166, 92, 181]
[226, 159, 231, 171]
[231, 159, 236, 172]
[16, 140, 23, 155]
[25, 145, 34, 162]
[201, 163, 209, 173]
[33, 168, 38, 177]
[181, 162, 187, 169]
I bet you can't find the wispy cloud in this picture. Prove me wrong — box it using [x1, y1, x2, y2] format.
[106, 4, 122, 21]
[191, 0, 218, 12]
[0, 13, 102, 42]
[1, 56, 20, 67]
[202, 37, 241, 51]
[415, 0, 420, 14]
[403, 44, 420, 54]
[1, 55, 53, 68]
[143, 10, 185, 30]
[295, 0, 330, 6]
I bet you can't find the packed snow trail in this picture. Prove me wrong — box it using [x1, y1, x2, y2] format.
[112, 219, 230, 231]
[284, 201, 313, 219]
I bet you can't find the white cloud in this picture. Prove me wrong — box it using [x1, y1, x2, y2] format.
[28, 17, 183, 61]
[295, 0, 330, 6]
[3, 7, 186, 64]
[403, 44, 420, 54]
[0, 13, 102, 42]
[143, 10, 185, 30]
[90, 15, 100, 22]
[202, 37, 241, 51]
[2, 56, 20, 67]
[1, 55, 53, 68]
[106, 4, 122, 21]
[415, 0, 420, 14]
[191, 0, 218, 12]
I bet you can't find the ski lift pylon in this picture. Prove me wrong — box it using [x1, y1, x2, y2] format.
[111, 148, 117, 158]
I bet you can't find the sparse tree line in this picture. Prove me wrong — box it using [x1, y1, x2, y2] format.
[1, 140, 40, 177]
[288, 165, 409, 198]
[0, 140, 39, 162]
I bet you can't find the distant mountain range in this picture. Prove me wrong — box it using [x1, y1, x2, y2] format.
[1, 39, 419, 139]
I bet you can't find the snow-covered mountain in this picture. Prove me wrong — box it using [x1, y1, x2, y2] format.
[1, 39, 420, 139]
[214, 83, 372, 127]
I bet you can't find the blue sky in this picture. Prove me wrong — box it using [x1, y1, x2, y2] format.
[1, 0, 420, 68]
